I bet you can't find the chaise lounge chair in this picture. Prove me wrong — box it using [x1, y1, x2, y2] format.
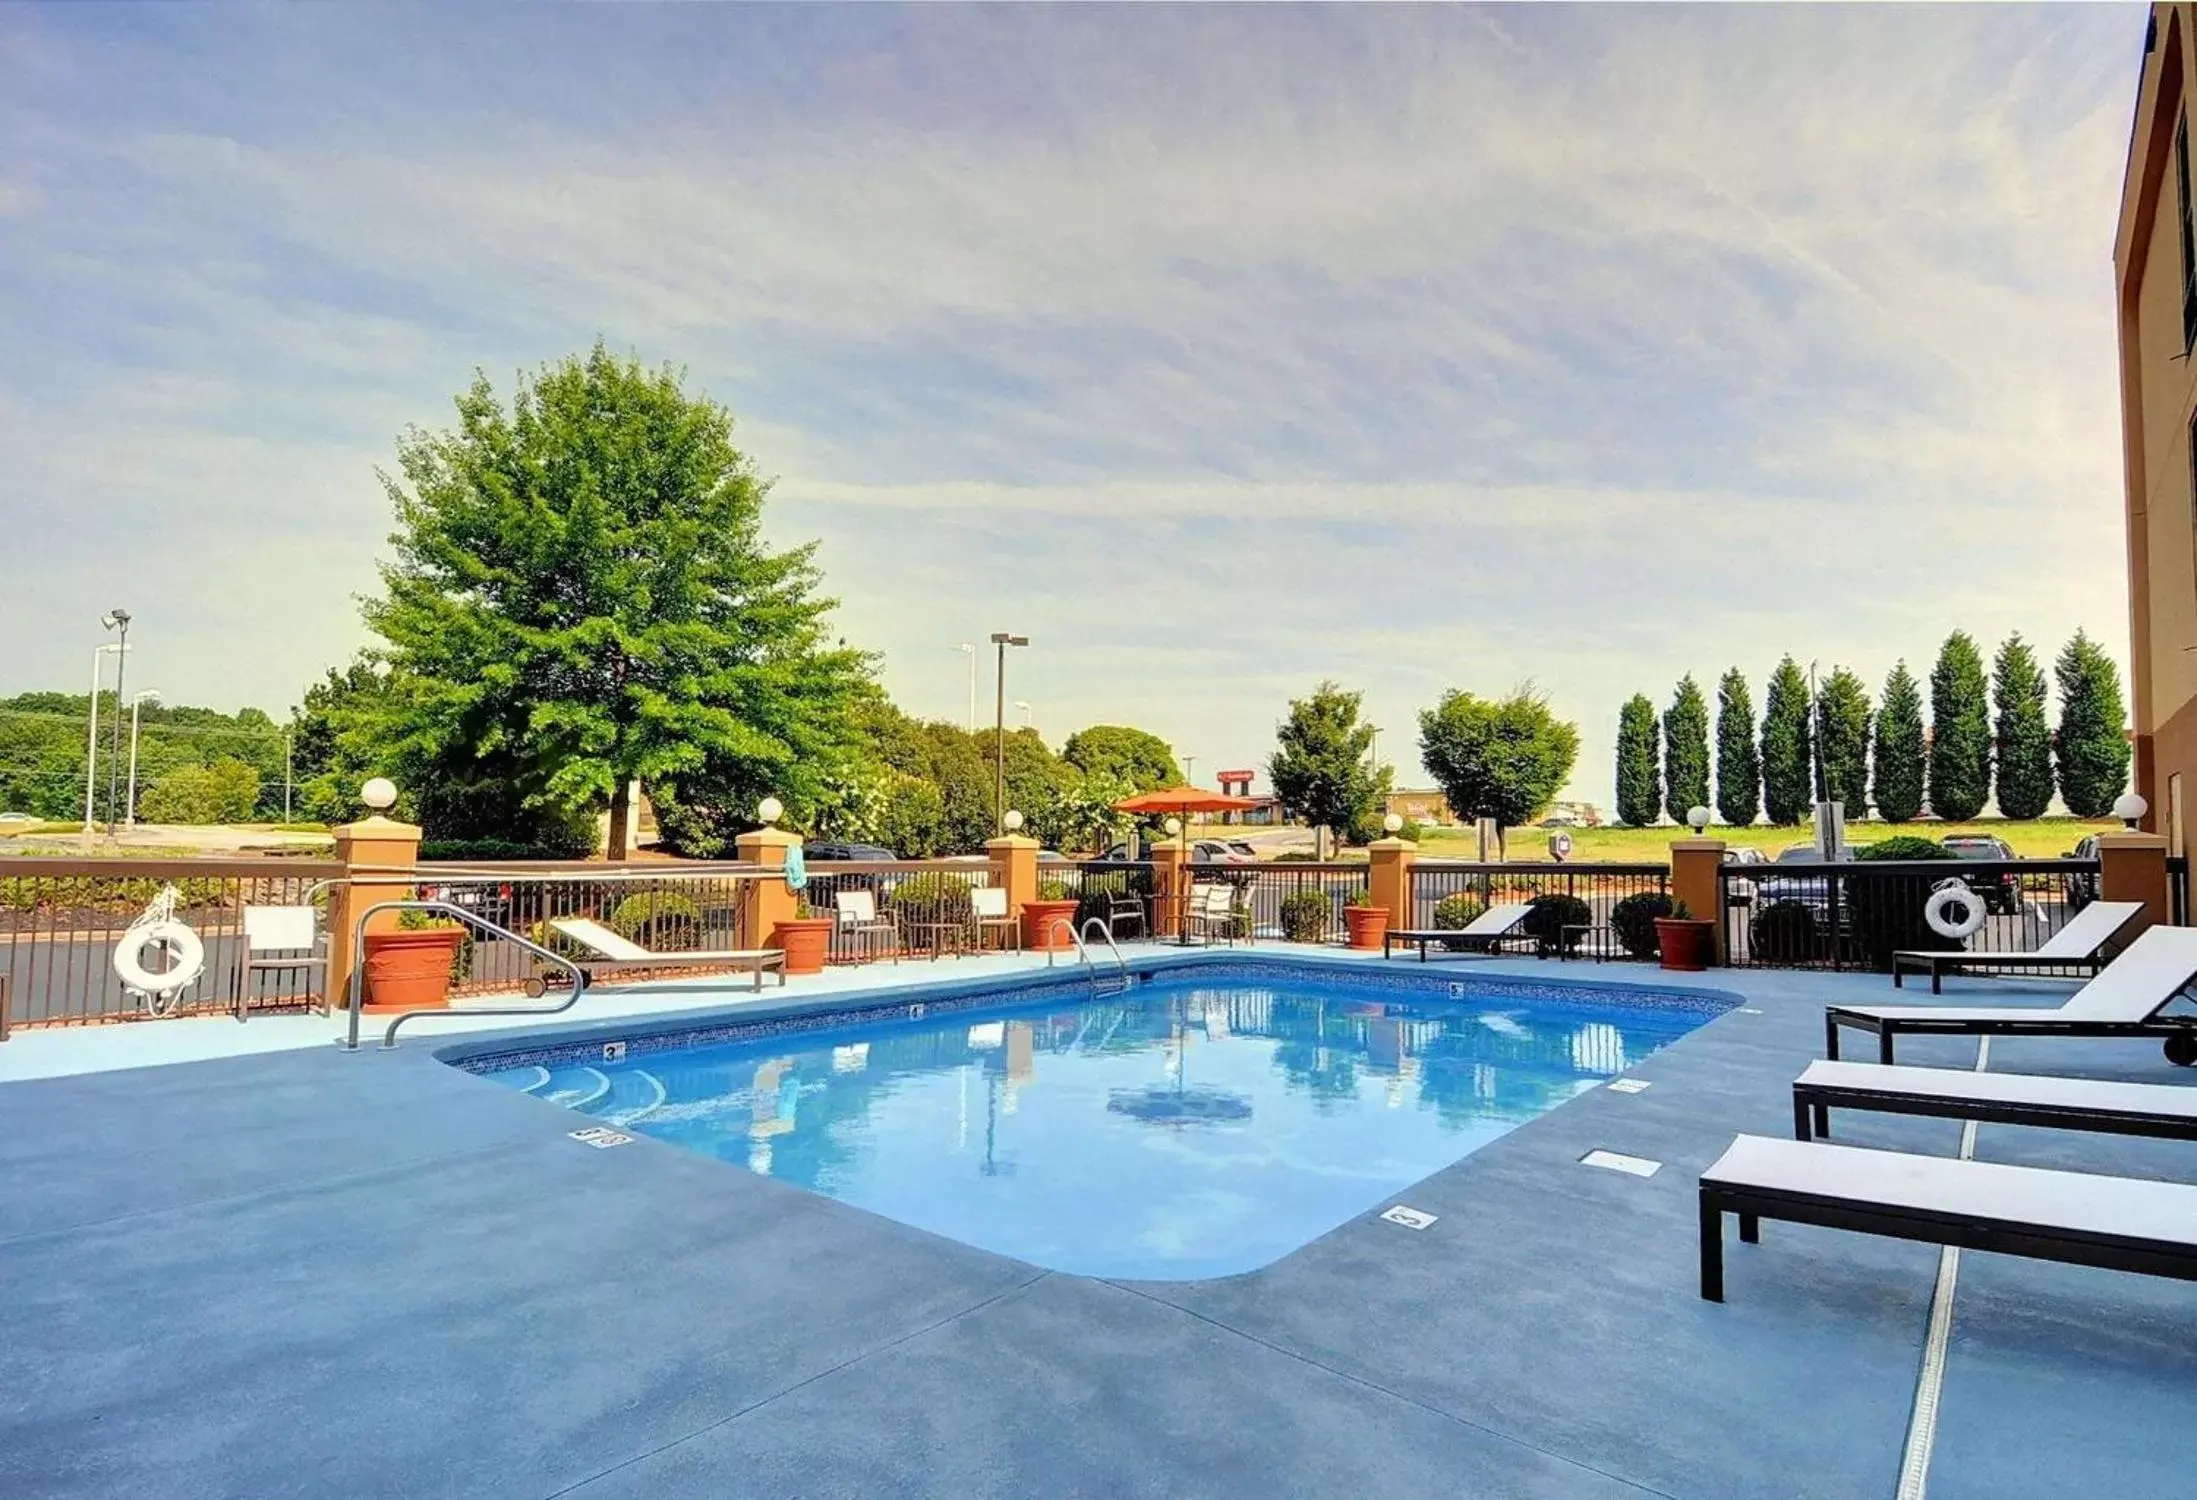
[548, 917, 785, 992]
[1698, 1133, 2197, 1302]
[1891, 899, 2144, 992]
[1383, 903, 1535, 961]
[1792, 1058, 2197, 1143]
[1825, 923, 2197, 1066]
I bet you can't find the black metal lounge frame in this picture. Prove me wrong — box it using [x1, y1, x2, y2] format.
[1792, 1065, 2197, 1144]
[1699, 1145, 2197, 1302]
[1381, 929, 1538, 962]
[1890, 949, 2110, 994]
[1823, 1007, 2197, 1067]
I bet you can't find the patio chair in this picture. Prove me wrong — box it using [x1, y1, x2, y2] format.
[548, 917, 785, 992]
[1791, 1058, 2197, 1144]
[1382, 903, 1535, 961]
[1698, 1133, 2197, 1302]
[1890, 899, 2143, 992]
[1825, 922, 2197, 1065]
[970, 886, 1020, 953]
[231, 904, 329, 1021]
[833, 889, 899, 964]
[1103, 889, 1148, 942]
[1187, 883, 1248, 946]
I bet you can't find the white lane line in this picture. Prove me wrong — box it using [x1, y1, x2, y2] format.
[1895, 1035, 1990, 1500]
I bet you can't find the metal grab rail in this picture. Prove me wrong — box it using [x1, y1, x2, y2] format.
[1044, 915, 1131, 997]
[342, 899, 589, 1052]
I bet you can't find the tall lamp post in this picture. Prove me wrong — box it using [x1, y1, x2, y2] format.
[124, 690, 160, 829]
[82, 640, 130, 837]
[101, 609, 131, 831]
[952, 643, 976, 732]
[990, 631, 1029, 833]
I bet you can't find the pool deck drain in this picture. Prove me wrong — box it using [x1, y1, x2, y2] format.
[1579, 1148, 1662, 1177]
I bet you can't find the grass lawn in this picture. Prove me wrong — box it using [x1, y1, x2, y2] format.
[1411, 816, 2122, 863]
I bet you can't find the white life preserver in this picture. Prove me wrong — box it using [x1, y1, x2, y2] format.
[1924, 882, 1988, 941]
[114, 919, 206, 1014]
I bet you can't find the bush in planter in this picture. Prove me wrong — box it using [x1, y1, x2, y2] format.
[1854, 836, 1951, 862]
[1036, 879, 1074, 903]
[1610, 891, 1675, 958]
[609, 891, 706, 951]
[396, 906, 474, 984]
[888, 871, 975, 925]
[1522, 892, 1593, 955]
[1431, 893, 1488, 951]
[1749, 899, 1821, 964]
[1278, 888, 1334, 943]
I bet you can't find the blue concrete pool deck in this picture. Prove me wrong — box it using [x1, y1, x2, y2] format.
[4, 948, 2193, 1498]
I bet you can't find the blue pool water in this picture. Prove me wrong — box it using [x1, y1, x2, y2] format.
[476, 969, 1720, 1279]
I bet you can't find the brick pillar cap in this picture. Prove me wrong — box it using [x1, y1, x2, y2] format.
[334, 815, 420, 840]
[1368, 837, 1418, 852]
[735, 827, 804, 849]
[2098, 831, 2168, 849]
[984, 834, 1041, 851]
[1670, 838, 1728, 852]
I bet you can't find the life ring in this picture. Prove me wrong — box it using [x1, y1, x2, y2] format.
[1924, 882, 1987, 942]
[114, 919, 206, 1013]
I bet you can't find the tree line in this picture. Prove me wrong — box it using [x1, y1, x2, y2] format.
[0, 694, 292, 823]
[1613, 631, 2132, 827]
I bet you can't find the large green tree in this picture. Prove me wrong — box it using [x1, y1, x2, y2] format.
[2054, 629, 2133, 817]
[1815, 667, 1872, 814]
[1928, 630, 1991, 821]
[1871, 662, 1926, 824]
[1614, 694, 1661, 827]
[1269, 681, 1390, 844]
[364, 345, 873, 859]
[1760, 656, 1814, 826]
[1418, 685, 1580, 858]
[1060, 725, 1180, 792]
[1663, 675, 1711, 822]
[1991, 634, 2053, 820]
[1714, 669, 1759, 827]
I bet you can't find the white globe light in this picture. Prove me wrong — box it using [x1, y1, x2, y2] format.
[360, 777, 397, 812]
[1687, 805, 1712, 832]
[1004, 809, 1024, 831]
[2113, 792, 2149, 826]
[1383, 812, 1404, 834]
[1164, 817, 1183, 836]
[757, 796, 784, 826]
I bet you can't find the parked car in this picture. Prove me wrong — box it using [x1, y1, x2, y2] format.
[0, 811, 40, 826]
[1226, 840, 1259, 860]
[1939, 835, 2024, 915]
[1190, 839, 1256, 865]
[2062, 835, 2101, 911]
[806, 841, 897, 862]
[1756, 845, 1831, 908]
[1721, 845, 1768, 904]
[417, 878, 514, 929]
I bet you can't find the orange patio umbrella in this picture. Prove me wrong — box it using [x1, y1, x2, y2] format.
[1111, 785, 1261, 819]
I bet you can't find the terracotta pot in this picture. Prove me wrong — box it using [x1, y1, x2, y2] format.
[1655, 917, 1717, 972]
[362, 928, 463, 1012]
[772, 916, 836, 976]
[1343, 904, 1391, 951]
[1021, 899, 1081, 951]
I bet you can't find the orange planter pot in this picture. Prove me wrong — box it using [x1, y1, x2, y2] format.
[772, 917, 836, 975]
[1021, 900, 1081, 951]
[1343, 905, 1390, 951]
[362, 928, 463, 1012]
[1655, 917, 1717, 972]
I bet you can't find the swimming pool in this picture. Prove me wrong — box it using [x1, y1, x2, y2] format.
[463, 959, 1731, 1279]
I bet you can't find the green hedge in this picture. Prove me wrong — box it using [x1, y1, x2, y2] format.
[1610, 891, 1674, 958]
[1278, 888, 1332, 942]
[1522, 892, 1592, 955]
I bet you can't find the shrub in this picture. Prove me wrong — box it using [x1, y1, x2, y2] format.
[420, 838, 581, 862]
[1278, 888, 1334, 943]
[1431, 892, 1488, 951]
[1610, 891, 1675, 958]
[1749, 900, 1820, 963]
[1522, 892, 1592, 955]
[888, 871, 975, 924]
[1854, 836, 1950, 862]
[1036, 879, 1073, 902]
[608, 891, 705, 951]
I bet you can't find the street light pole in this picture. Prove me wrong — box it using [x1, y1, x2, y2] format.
[989, 632, 1029, 833]
[82, 641, 129, 837]
[101, 609, 131, 831]
[125, 690, 160, 828]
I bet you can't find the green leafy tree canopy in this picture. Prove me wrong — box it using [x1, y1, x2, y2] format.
[1870, 662, 1926, 824]
[1760, 656, 1814, 826]
[1663, 675, 1711, 822]
[1714, 669, 1760, 826]
[1928, 630, 1991, 821]
[1269, 681, 1390, 844]
[1991, 634, 2053, 821]
[1060, 725, 1180, 793]
[1815, 667, 1872, 815]
[1418, 684, 1580, 858]
[1614, 694, 1661, 827]
[2054, 629, 2132, 817]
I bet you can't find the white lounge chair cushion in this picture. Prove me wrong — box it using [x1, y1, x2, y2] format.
[1797, 1059, 2197, 1121]
[1842, 923, 2197, 1024]
[550, 917, 777, 964]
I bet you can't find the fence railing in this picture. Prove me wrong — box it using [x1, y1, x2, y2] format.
[1719, 857, 2102, 973]
[0, 857, 344, 1028]
[1409, 862, 1671, 955]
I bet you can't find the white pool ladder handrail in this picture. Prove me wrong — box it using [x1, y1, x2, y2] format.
[1045, 914, 1131, 997]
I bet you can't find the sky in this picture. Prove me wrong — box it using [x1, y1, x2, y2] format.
[0, 3, 2152, 805]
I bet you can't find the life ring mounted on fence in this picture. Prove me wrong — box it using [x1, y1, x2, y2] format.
[113, 882, 208, 1016]
[1924, 881, 1988, 942]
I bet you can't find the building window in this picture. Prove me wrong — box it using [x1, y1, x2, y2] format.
[2179, 116, 2197, 351]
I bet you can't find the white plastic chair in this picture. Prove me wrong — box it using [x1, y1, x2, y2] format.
[970, 885, 1021, 953]
[233, 904, 327, 1021]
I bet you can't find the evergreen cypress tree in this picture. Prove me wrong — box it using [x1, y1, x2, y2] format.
[1760, 657, 1814, 826]
[1871, 662, 1926, 824]
[2054, 630, 2133, 817]
[1614, 694, 1661, 827]
[1816, 667, 1872, 815]
[1991, 634, 2053, 820]
[1927, 631, 1991, 821]
[1663, 675, 1711, 822]
[1715, 668, 1760, 826]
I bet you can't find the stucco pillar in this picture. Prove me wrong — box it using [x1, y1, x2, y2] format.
[2098, 831, 2171, 935]
[986, 834, 1040, 918]
[1668, 837, 1728, 964]
[736, 827, 804, 950]
[1150, 840, 1193, 943]
[1367, 836, 1418, 933]
[330, 813, 422, 1012]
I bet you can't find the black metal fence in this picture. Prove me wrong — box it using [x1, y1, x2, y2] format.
[1409, 863, 1671, 957]
[2172, 856, 2189, 927]
[1719, 857, 2102, 973]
